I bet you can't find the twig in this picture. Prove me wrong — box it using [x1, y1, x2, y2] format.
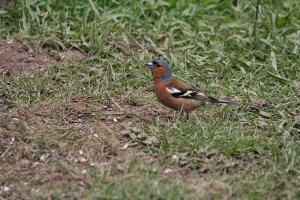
[105, 93, 152, 123]
[107, 92, 124, 111]
[266, 71, 289, 82]
[0, 147, 10, 157]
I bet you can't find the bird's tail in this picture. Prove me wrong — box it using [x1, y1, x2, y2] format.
[193, 91, 238, 105]
[208, 96, 238, 105]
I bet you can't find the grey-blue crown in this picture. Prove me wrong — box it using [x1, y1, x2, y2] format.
[153, 59, 172, 82]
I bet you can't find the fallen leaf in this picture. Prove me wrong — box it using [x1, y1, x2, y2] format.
[128, 132, 137, 140]
[249, 99, 268, 109]
[143, 136, 158, 145]
[260, 111, 272, 118]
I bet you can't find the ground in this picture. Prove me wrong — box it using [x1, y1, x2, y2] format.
[0, 0, 300, 199]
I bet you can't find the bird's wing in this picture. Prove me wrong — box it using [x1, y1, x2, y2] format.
[167, 86, 236, 105]
[167, 77, 210, 101]
[167, 86, 211, 101]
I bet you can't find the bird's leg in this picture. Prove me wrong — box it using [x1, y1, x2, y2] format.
[186, 112, 189, 120]
[177, 106, 186, 121]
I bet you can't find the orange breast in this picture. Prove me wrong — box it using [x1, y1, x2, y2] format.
[154, 83, 199, 112]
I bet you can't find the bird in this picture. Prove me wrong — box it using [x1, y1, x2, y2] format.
[146, 59, 236, 120]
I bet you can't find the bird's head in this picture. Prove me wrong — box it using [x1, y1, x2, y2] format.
[146, 59, 172, 83]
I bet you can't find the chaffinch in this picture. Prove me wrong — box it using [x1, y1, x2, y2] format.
[146, 59, 236, 119]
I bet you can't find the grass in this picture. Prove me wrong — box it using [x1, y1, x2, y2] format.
[0, 0, 300, 199]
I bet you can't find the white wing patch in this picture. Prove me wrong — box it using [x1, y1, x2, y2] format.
[167, 87, 182, 94]
[180, 91, 195, 97]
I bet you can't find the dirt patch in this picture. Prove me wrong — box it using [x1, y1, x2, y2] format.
[0, 38, 88, 76]
[0, 93, 171, 198]
[0, 93, 9, 132]
[58, 50, 87, 61]
[0, 38, 55, 75]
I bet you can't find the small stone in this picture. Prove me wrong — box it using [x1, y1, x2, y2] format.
[122, 143, 129, 149]
[21, 159, 30, 165]
[171, 155, 179, 162]
[164, 168, 174, 174]
[9, 137, 15, 145]
[40, 155, 46, 162]
[3, 186, 10, 192]
[34, 188, 40, 193]
[25, 56, 35, 63]
[79, 157, 87, 163]
[16, 47, 28, 53]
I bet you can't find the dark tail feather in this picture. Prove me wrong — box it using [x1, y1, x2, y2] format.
[216, 98, 238, 105]
[208, 96, 238, 105]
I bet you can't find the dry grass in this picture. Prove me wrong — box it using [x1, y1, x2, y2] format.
[1, 0, 300, 199]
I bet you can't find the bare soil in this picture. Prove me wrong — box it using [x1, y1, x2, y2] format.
[0, 92, 172, 198]
[0, 39, 55, 75]
[0, 38, 87, 76]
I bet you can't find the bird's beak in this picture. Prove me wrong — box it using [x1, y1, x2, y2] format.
[146, 62, 153, 69]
